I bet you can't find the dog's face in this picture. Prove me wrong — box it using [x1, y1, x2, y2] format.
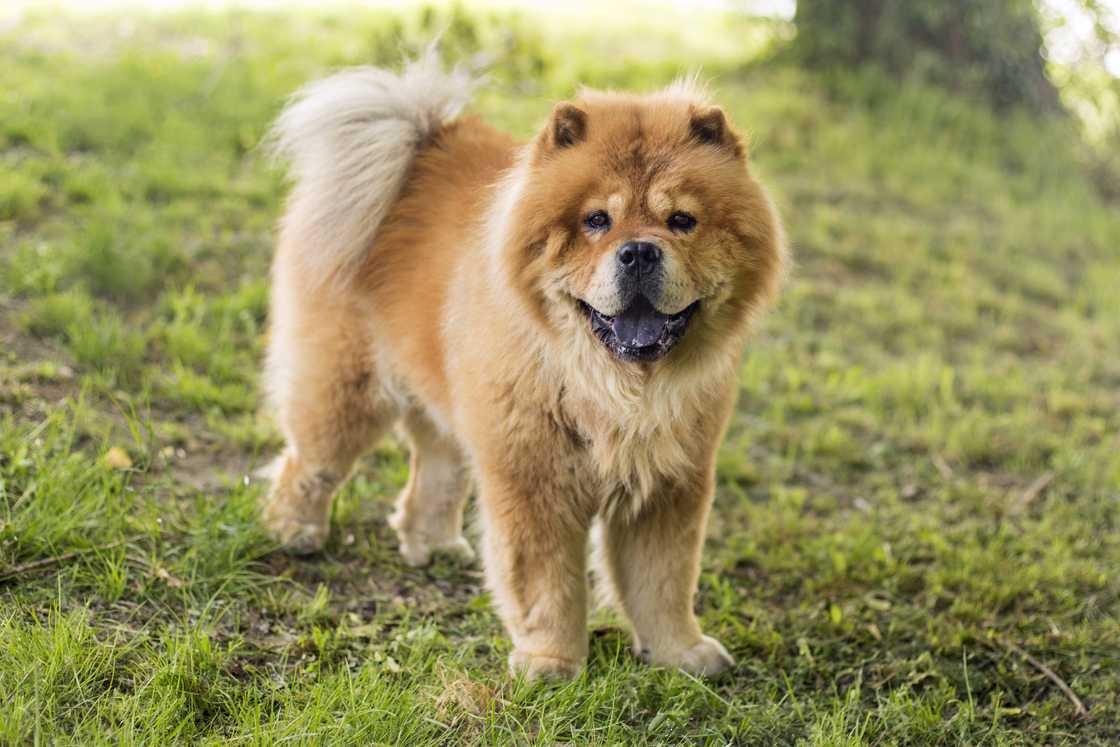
[504, 86, 784, 366]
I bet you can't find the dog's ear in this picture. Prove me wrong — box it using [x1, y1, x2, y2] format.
[689, 105, 744, 157]
[547, 103, 588, 149]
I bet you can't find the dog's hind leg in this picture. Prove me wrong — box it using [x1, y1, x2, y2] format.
[388, 408, 474, 567]
[261, 264, 397, 554]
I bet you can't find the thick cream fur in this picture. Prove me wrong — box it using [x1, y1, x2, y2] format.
[261, 60, 786, 680]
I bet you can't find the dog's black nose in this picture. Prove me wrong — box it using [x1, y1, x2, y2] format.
[617, 241, 662, 274]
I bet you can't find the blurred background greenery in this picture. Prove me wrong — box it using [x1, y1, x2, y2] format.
[0, 1, 1117, 744]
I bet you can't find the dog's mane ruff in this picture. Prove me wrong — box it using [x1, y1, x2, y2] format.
[564, 326, 740, 509]
[267, 49, 478, 284]
[483, 146, 533, 263]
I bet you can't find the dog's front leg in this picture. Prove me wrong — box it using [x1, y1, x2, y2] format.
[600, 470, 735, 677]
[477, 467, 593, 680]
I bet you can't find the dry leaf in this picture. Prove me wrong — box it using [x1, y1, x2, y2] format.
[104, 447, 132, 470]
[437, 669, 498, 718]
[343, 618, 381, 639]
[155, 566, 184, 588]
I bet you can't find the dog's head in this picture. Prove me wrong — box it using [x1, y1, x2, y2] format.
[500, 82, 785, 367]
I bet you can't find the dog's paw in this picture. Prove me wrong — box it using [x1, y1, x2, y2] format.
[396, 534, 476, 567]
[388, 511, 475, 567]
[644, 635, 735, 677]
[260, 506, 328, 555]
[508, 650, 583, 681]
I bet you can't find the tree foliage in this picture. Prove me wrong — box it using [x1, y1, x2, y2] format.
[794, 0, 1062, 113]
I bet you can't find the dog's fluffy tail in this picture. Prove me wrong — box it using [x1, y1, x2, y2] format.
[268, 50, 477, 281]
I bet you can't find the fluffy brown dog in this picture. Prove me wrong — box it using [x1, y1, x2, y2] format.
[261, 53, 786, 679]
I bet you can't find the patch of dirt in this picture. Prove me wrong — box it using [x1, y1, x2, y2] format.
[2, 295, 268, 498]
[139, 437, 263, 496]
[0, 298, 84, 425]
[1, 318, 51, 364]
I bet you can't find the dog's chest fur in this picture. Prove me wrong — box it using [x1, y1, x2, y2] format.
[548, 366, 728, 519]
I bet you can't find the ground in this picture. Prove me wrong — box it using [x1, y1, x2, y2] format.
[1, 4, 1118, 745]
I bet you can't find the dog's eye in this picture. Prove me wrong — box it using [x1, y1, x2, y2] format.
[667, 212, 697, 232]
[584, 211, 611, 231]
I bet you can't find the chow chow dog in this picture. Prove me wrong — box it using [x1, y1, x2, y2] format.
[261, 52, 786, 679]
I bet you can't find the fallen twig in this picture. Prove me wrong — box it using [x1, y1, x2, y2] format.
[998, 637, 1088, 719]
[0, 541, 124, 584]
[1009, 471, 1055, 516]
[932, 453, 954, 480]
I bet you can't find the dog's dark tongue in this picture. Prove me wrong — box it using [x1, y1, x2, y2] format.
[611, 296, 667, 348]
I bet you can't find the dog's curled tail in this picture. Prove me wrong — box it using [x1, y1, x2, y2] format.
[267, 50, 477, 281]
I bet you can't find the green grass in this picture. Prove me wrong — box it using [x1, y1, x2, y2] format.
[1, 3, 1118, 744]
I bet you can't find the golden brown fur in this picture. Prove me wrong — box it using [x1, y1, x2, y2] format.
[262, 64, 785, 679]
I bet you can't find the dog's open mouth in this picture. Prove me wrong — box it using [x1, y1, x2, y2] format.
[577, 296, 700, 362]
